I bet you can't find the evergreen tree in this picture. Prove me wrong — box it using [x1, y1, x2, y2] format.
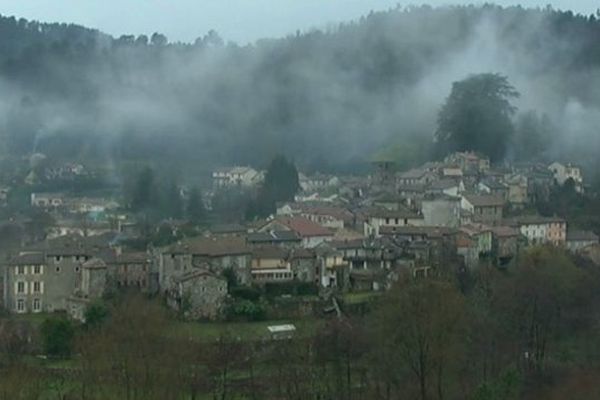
[161, 181, 183, 219]
[186, 186, 205, 223]
[131, 167, 156, 211]
[250, 156, 299, 219]
[435, 73, 520, 162]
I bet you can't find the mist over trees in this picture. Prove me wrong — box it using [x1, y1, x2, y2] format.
[0, 5, 600, 174]
[435, 73, 519, 162]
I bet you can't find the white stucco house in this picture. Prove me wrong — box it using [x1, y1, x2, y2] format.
[548, 162, 584, 193]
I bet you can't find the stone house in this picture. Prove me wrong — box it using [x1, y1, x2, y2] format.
[378, 226, 458, 269]
[209, 224, 247, 237]
[330, 238, 400, 272]
[370, 193, 403, 212]
[363, 207, 424, 237]
[478, 179, 509, 201]
[525, 170, 554, 203]
[457, 224, 493, 261]
[441, 166, 463, 179]
[444, 151, 490, 173]
[349, 269, 383, 291]
[167, 269, 227, 320]
[490, 226, 521, 267]
[299, 173, 340, 192]
[47, 219, 113, 239]
[212, 166, 261, 188]
[65, 197, 119, 214]
[396, 168, 438, 187]
[289, 248, 318, 284]
[397, 184, 427, 209]
[504, 174, 528, 207]
[102, 251, 153, 292]
[251, 246, 293, 284]
[566, 230, 599, 252]
[456, 236, 479, 269]
[506, 216, 567, 247]
[453, 224, 493, 269]
[314, 244, 349, 289]
[259, 216, 333, 248]
[67, 258, 107, 321]
[3, 239, 95, 314]
[4, 253, 47, 314]
[421, 194, 461, 228]
[371, 160, 396, 187]
[548, 162, 584, 193]
[246, 230, 302, 247]
[30, 192, 65, 209]
[157, 236, 251, 293]
[461, 194, 505, 225]
[427, 179, 465, 197]
[298, 206, 353, 230]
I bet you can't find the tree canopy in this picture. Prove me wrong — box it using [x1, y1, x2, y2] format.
[247, 155, 299, 219]
[0, 7, 600, 171]
[435, 73, 520, 162]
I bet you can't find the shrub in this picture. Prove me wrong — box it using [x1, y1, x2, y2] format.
[225, 299, 266, 321]
[40, 317, 75, 358]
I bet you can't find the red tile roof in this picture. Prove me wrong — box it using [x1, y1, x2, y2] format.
[275, 216, 333, 238]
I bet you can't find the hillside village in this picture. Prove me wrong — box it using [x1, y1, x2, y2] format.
[1, 151, 597, 320]
[3, 3, 600, 398]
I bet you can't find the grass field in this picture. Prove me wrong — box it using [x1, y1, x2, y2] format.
[8, 311, 322, 343]
[169, 317, 322, 342]
[342, 291, 382, 304]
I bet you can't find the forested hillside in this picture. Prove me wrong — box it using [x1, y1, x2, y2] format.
[1, 5, 600, 174]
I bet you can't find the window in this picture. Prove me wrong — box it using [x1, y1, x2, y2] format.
[385, 218, 390, 224]
[16, 299, 25, 313]
[55, 256, 61, 262]
[33, 298, 41, 312]
[15, 265, 25, 275]
[16, 281, 25, 294]
[75, 266, 81, 273]
[55, 266, 61, 273]
[33, 265, 42, 274]
[32, 281, 41, 293]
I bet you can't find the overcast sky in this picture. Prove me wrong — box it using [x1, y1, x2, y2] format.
[0, 1, 597, 44]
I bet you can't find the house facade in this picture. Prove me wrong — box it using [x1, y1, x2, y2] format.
[157, 236, 251, 292]
[421, 194, 461, 228]
[259, 217, 333, 248]
[4, 245, 94, 314]
[461, 194, 505, 225]
[549, 162, 584, 193]
[212, 166, 261, 188]
[166, 269, 227, 320]
[363, 208, 424, 237]
[566, 230, 599, 252]
[505, 174, 528, 207]
[67, 258, 108, 321]
[508, 216, 567, 246]
[251, 247, 294, 283]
